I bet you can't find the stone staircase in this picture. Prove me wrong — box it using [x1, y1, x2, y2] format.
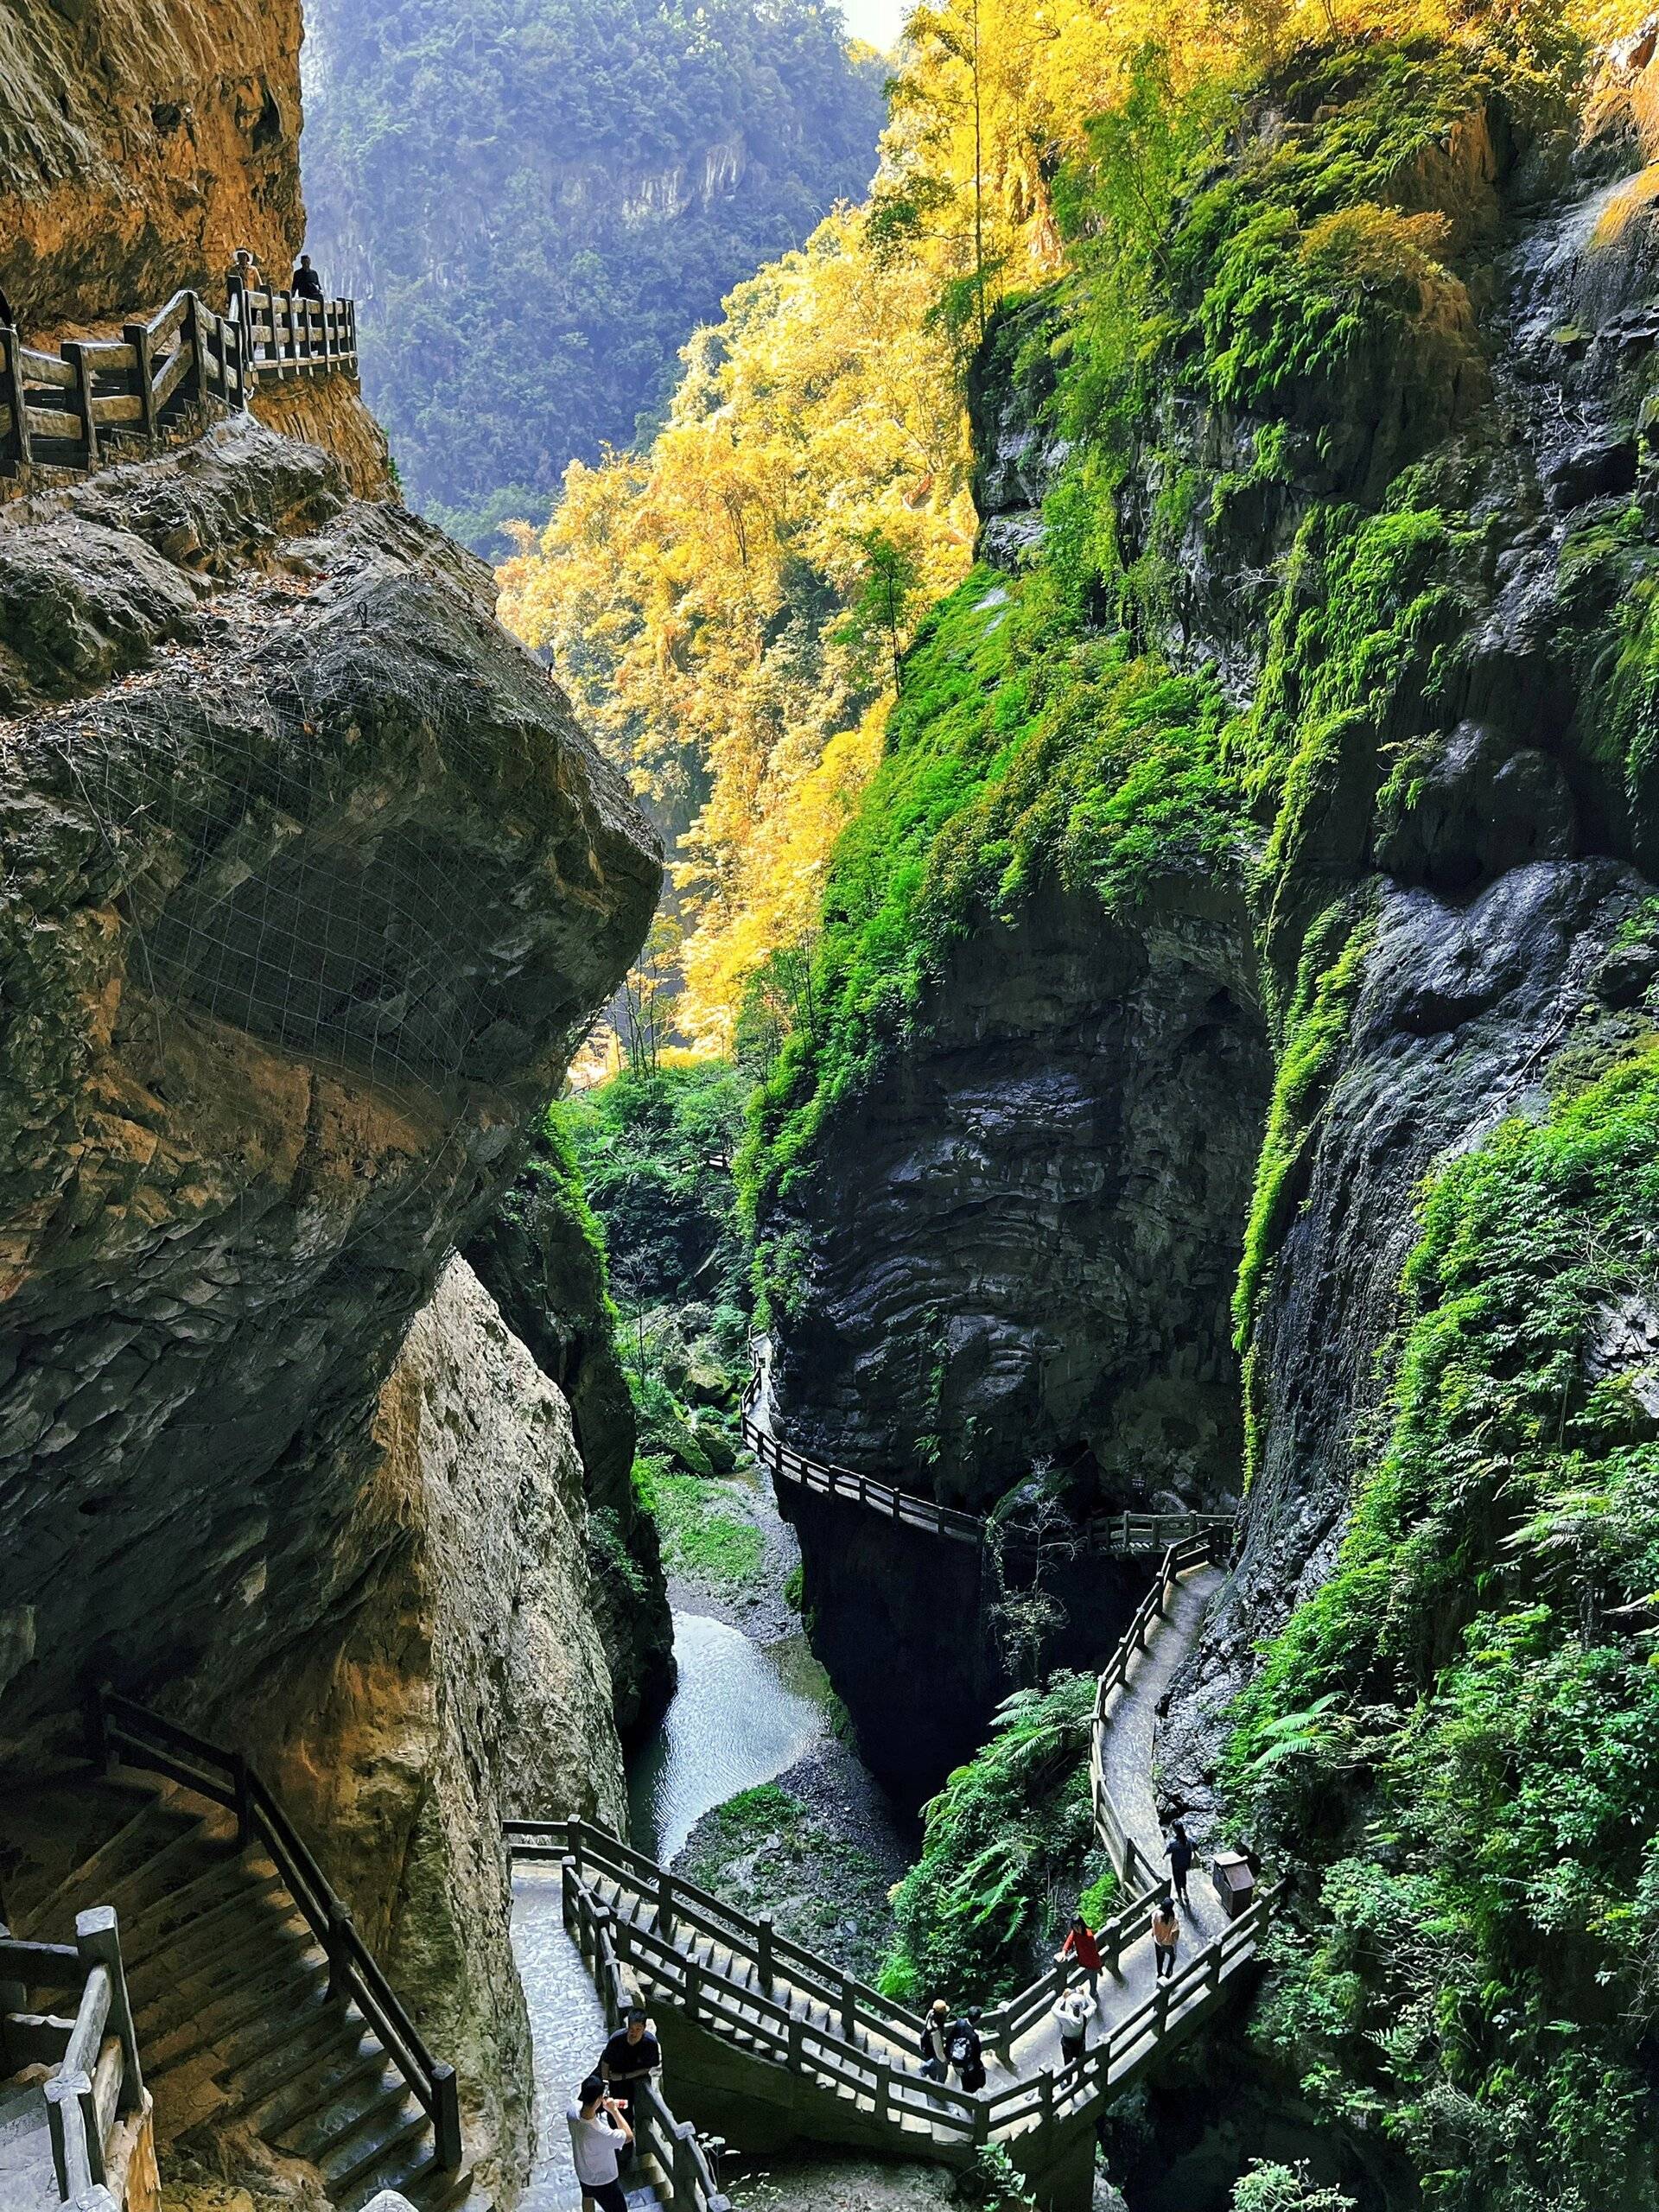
[8, 1774, 474, 2212]
[0, 2073, 58, 2212]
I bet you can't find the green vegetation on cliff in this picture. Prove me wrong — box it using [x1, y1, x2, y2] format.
[1230, 1040, 1659, 2212]
[302, 0, 886, 544]
[560, 1062, 753, 1474]
[881, 1673, 1116, 2004]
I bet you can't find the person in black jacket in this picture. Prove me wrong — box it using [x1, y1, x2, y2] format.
[290, 253, 325, 302]
[1163, 1821, 1194, 1907]
[0, 283, 16, 334]
[946, 2009, 985, 2092]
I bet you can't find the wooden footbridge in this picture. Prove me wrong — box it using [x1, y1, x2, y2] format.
[509, 1529, 1274, 2210]
[2, 283, 358, 477]
[741, 1346, 1236, 1559]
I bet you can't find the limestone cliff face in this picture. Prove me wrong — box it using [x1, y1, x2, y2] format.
[767, 37, 1659, 1828]
[768, 882, 1268, 1516]
[246, 1255, 626, 2188]
[0, 0, 305, 330]
[466, 1132, 676, 1741]
[0, 415, 659, 1747]
[0, 414, 659, 2180]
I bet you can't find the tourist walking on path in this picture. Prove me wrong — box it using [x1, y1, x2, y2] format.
[567, 2074, 633, 2212]
[1052, 1986, 1090, 2069]
[600, 2006, 660, 2128]
[290, 252, 325, 301]
[227, 246, 264, 306]
[1163, 1821, 1194, 1907]
[1152, 1897, 1180, 1982]
[1057, 1914, 1103, 2002]
[947, 2010, 985, 2092]
[919, 1997, 951, 2082]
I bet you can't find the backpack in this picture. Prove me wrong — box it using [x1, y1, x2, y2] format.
[946, 2025, 976, 2067]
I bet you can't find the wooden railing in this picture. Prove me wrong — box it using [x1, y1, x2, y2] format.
[741, 1352, 1234, 1560]
[1090, 1529, 1226, 1888]
[1, 283, 357, 479]
[559, 1859, 736, 2212]
[509, 1820, 930, 2058]
[512, 1815, 1278, 2160]
[91, 1688, 461, 2171]
[1, 1908, 146, 2205]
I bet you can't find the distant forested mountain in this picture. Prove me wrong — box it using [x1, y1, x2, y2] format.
[301, 0, 887, 547]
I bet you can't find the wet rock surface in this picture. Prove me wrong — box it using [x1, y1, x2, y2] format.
[769, 883, 1269, 1516]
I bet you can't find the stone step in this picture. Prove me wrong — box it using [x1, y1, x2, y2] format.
[264, 2046, 399, 2159]
[130, 1885, 311, 2025]
[315, 2093, 430, 2196]
[145, 1946, 334, 2079]
[118, 1847, 257, 1962]
[199, 1987, 359, 2115]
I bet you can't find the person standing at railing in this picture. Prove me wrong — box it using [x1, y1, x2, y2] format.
[568, 2074, 633, 2212]
[1151, 1897, 1180, 1982]
[599, 2005, 661, 2133]
[291, 253, 325, 302]
[1052, 1986, 1090, 2068]
[1163, 1821, 1194, 1908]
[226, 247, 264, 308]
[1056, 1914, 1103, 2005]
[0, 283, 16, 336]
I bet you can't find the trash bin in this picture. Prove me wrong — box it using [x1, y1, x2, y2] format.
[1212, 1849, 1255, 1921]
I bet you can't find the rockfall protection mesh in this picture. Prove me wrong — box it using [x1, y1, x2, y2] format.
[67, 672, 492, 1102]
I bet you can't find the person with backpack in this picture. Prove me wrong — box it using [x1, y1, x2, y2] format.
[1163, 1821, 1195, 1907]
[567, 2073, 632, 2212]
[1052, 1985, 1090, 2069]
[946, 2009, 985, 2091]
[1056, 1913, 1103, 2002]
[919, 1996, 950, 2081]
[1151, 1895, 1180, 1982]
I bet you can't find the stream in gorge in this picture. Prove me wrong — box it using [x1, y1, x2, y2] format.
[512, 1465, 917, 2208]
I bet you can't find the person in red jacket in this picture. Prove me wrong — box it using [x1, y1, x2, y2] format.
[1056, 1914, 1103, 2003]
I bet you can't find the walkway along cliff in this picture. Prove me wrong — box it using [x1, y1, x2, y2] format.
[509, 1523, 1267, 2212]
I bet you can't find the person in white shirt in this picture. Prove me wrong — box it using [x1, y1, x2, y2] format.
[567, 2073, 633, 2212]
[1052, 1986, 1090, 2068]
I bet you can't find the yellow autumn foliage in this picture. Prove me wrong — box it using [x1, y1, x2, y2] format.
[501, 0, 1631, 1052]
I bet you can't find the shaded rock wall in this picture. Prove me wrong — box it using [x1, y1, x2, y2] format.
[0, 416, 659, 2187]
[245, 1254, 626, 2189]
[466, 1132, 676, 1739]
[769, 882, 1269, 1513]
[0, 0, 306, 331]
[0, 416, 659, 1754]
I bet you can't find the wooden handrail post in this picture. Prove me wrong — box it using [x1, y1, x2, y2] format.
[44, 2068, 93, 2195]
[657, 1867, 675, 1941]
[684, 1957, 702, 2024]
[840, 1973, 855, 2042]
[124, 320, 157, 448]
[184, 292, 209, 410]
[1, 324, 30, 474]
[75, 1907, 143, 2114]
[785, 2015, 804, 2070]
[62, 340, 98, 467]
[324, 1895, 353, 1999]
[432, 2060, 463, 2169]
[562, 1858, 577, 1934]
[756, 1912, 773, 1996]
[874, 2059, 891, 2124]
[229, 1751, 253, 1846]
